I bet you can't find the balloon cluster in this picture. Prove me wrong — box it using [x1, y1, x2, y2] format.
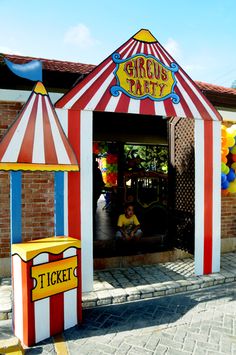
[100, 155, 118, 187]
[221, 124, 236, 195]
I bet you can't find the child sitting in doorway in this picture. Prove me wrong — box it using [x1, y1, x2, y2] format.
[116, 202, 143, 240]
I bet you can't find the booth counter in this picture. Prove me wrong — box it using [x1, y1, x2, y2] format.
[12, 236, 82, 346]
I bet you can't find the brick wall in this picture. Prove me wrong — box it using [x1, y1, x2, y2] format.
[0, 101, 54, 258]
[221, 195, 236, 239]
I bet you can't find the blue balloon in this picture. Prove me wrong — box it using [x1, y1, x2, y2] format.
[222, 179, 229, 189]
[227, 168, 235, 182]
[221, 173, 227, 184]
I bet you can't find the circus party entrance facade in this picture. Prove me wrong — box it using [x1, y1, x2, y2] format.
[55, 29, 222, 293]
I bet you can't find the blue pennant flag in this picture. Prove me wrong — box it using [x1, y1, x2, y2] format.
[4, 57, 42, 82]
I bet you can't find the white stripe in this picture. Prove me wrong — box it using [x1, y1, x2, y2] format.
[12, 255, 23, 342]
[128, 98, 140, 114]
[2, 94, 36, 162]
[80, 110, 93, 292]
[140, 42, 144, 53]
[64, 172, 68, 235]
[154, 101, 166, 116]
[33, 253, 50, 343]
[56, 108, 68, 136]
[147, 44, 152, 55]
[105, 94, 121, 113]
[194, 120, 204, 275]
[45, 97, 70, 164]
[32, 95, 45, 163]
[172, 102, 185, 118]
[212, 121, 221, 272]
[63, 248, 77, 329]
[64, 39, 135, 109]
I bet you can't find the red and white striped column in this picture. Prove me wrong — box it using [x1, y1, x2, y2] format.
[194, 119, 221, 275]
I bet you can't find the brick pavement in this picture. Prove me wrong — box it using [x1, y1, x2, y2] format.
[24, 281, 236, 354]
[1, 252, 236, 319]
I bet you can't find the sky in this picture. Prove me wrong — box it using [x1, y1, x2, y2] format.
[0, 0, 235, 88]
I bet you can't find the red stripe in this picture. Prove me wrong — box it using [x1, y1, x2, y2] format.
[163, 97, 177, 117]
[42, 96, 58, 164]
[17, 95, 39, 163]
[55, 39, 134, 109]
[115, 92, 130, 113]
[0, 94, 33, 161]
[140, 98, 155, 115]
[203, 120, 213, 274]
[68, 110, 80, 238]
[49, 253, 64, 336]
[49, 98, 78, 165]
[77, 248, 82, 323]
[22, 260, 35, 346]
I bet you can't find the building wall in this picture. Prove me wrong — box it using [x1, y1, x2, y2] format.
[0, 101, 54, 260]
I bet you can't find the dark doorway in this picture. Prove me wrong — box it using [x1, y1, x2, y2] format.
[93, 111, 172, 258]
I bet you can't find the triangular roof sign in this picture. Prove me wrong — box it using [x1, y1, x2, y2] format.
[56, 29, 222, 121]
[0, 82, 79, 171]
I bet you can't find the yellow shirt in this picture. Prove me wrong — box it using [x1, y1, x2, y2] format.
[117, 214, 140, 232]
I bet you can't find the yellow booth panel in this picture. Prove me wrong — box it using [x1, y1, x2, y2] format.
[12, 236, 81, 262]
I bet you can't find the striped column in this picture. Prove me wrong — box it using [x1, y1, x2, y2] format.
[195, 119, 221, 275]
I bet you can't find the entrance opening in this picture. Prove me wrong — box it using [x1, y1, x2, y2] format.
[92, 112, 195, 262]
[93, 111, 174, 258]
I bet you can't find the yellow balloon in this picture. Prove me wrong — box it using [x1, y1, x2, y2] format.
[221, 125, 227, 138]
[231, 162, 236, 171]
[228, 182, 236, 194]
[227, 136, 235, 148]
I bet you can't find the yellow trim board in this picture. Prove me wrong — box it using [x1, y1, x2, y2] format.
[133, 29, 157, 43]
[12, 236, 81, 262]
[0, 163, 79, 172]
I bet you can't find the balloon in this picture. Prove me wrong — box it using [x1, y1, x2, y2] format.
[227, 136, 235, 148]
[221, 125, 227, 138]
[231, 162, 236, 170]
[222, 180, 229, 189]
[222, 156, 227, 163]
[227, 168, 236, 182]
[228, 181, 236, 193]
[221, 137, 227, 147]
[230, 146, 236, 154]
[221, 173, 227, 183]
[222, 147, 229, 156]
[225, 166, 230, 174]
[221, 163, 230, 174]
[232, 155, 236, 162]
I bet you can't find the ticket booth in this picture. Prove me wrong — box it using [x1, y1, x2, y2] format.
[12, 237, 81, 346]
